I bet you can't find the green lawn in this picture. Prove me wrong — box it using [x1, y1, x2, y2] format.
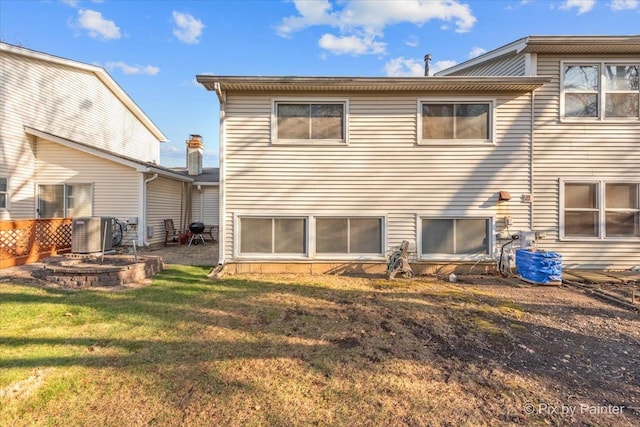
[1, 266, 636, 426]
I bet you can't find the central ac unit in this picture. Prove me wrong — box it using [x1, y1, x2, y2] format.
[72, 217, 113, 253]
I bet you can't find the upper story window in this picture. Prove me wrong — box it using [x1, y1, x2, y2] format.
[273, 100, 347, 144]
[0, 177, 8, 209]
[419, 99, 494, 145]
[562, 63, 639, 120]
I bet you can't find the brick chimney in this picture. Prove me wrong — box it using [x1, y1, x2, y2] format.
[186, 134, 203, 176]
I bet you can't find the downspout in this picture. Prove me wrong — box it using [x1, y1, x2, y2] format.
[529, 90, 535, 231]
[216, 81, 226, 266]
[143, 173, 158, 247]
[198, 184, 204, 222]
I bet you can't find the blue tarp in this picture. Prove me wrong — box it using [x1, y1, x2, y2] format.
[515, 249, 563, 284]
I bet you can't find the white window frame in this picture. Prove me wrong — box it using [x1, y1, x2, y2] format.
[235, 215, 309, 259]
[559, 178, 640, 241]
[0, 177, 9, 210]
[417, 215, 495, 261]
[560, 60, 640, 122]
[417, 97, 496, 146]
[36, 183, 93, 218]
[271, 98, 349, 145]
[313, 216, 386, 260]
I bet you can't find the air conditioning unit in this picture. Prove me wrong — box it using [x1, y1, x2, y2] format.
[72, 217, 113, 253]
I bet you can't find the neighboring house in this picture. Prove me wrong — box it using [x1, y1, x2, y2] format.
[0, 43, 218, 252]
[198, 35, 639, 272]
[437, 35, 640, 269]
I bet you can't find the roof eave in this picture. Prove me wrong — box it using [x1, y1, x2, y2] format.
[196, 76, 551, 93]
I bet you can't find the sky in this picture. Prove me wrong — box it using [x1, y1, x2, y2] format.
[1, 0, 639, 168]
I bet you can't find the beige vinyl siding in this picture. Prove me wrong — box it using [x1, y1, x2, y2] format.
[35, 139, 140, 215]
[533, 54, 640, 269]
[146, 177, 186, 246]
[445, 54, 526, 77]
[192, 186, 219, 226]
[223, 91, 533, 261]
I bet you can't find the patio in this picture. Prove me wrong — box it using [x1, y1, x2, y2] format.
[137, 241, 219, 266]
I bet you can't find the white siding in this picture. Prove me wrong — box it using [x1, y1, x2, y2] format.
[192, 186, 219, 226]
[146, 177, 186, 246]
[222, 91, 534, 262]
[0, 49, 161, 220]
[35, 139, 141, 244]
[533, 54, 640, 269]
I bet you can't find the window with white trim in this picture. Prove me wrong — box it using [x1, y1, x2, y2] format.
[562, 63, 639, 119]
[37, 184, 92, 218]
[0, 177, 8, 209]
[421, 217, 491, 256]
[316, 217, 383, 254]
[273, 100, 346, 144]
[239, 217, 307, 255]
[420, 100, 493, 143]
[562, 180, 640, 239]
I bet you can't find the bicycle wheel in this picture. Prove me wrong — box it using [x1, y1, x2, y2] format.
[112, 220, 123, 247]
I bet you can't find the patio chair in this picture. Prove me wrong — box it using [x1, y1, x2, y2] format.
[164, 219, 180, 246]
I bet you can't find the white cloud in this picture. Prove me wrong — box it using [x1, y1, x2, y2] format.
[468, 47, 487, 59]
[384, 57, 457, 77]
[384, 57, 424, 77]
[76, 9, 120, 40]
[319, 33, 386, 55]
[560, 0, 596, 14]
[172, 11, 205, 44]
[62, 0, 79, 7]
[277, 0, 477, 56]
[105, 61, 160, 76]
[610, 0, 638, 10]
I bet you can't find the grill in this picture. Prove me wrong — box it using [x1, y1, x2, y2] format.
[188, 222, 206, 246]
[189, 222, 205, 234]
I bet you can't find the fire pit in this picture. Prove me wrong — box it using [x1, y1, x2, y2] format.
[32, 254, 163, 288]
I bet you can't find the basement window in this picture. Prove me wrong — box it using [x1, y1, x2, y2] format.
[239, 217, 307, 255]
[420, 217, 492, 257]
[316, 217, 383, 255]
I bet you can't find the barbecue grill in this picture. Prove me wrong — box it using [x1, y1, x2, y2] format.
[188, 222, 206, 246]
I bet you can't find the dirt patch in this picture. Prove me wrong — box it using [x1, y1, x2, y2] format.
[0, 369, 52, 401]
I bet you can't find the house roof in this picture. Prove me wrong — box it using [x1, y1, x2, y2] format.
[436, 35, 640, 76]
[25, 127, 192, 182]
[171, 168, 220, 184]
[1, 42, 168, 143]
[197, 75, 551, 100]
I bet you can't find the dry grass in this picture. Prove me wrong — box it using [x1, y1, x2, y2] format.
[1, 267, 638, 426]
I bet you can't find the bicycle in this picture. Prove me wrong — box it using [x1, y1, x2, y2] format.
[112, 218, 125, 247]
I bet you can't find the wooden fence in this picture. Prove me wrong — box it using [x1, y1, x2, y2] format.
[0, 218, 72, 268]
